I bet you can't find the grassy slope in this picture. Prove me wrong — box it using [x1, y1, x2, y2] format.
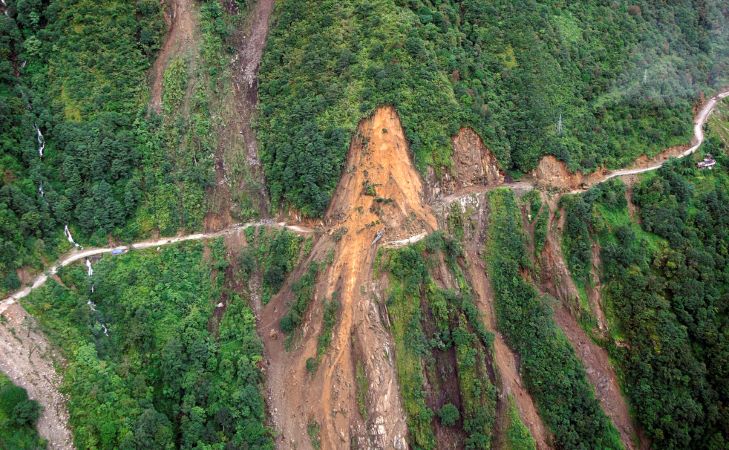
[561, 133, 729, 448]
[380, 233, 497, 449]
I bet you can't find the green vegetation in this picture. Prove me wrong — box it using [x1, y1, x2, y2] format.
[522, 191, 548, 257]
[241, 227, 307, 304]
[259, 0, 728, 216]
[563, 149, 729, 448]
[312, 294, 340, 367]
[438, 403, 459, 427]
[381, 233, 496, 449]
[134, 1, 254, 235]
[504, 398, 536, 450]
[279, 262, 321, 335]
[307, 420, 321, 450]
[0, 0, 258, 293]
[485, 189, 622, 450]
[355, 361, 369, 420]
[22, 241, 273, 449]
[0, 0, 164, 293]
[0, 372, 46, 449]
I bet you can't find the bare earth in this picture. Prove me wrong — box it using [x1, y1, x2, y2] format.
[0, 303, 73, 450]
[464, 248, 552, 450]
[539, 199, 645, 450]
[148, 0, 197, 113]
[260, 107, 433, 449]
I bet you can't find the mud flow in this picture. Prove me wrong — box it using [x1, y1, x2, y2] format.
[260, 107, 437, 449]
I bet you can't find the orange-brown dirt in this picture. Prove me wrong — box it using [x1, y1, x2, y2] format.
[259, 107, 436, 449]
[463, 247, 552, 450]
[428, 128, 505, 199]
[439, 189, 551, 448]
[148, 0, 198, 113]
[551, 305, 648, 450]
[586, 241, 608, 334]
[537, 196, 583, 317]
[531, 156, 608, 192]
[536, 198, 646, 450]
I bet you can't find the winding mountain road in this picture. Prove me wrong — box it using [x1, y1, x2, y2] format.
[583, 90, 729, 185]
[0, 221, 313, 313]
[0, 88, 726, 449]
[4, 90, 727, 313]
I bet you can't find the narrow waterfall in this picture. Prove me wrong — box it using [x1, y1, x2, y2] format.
[34, 124, 45, 157]
[64, 225, 80, 248]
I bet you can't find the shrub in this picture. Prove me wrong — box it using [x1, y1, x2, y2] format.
[438, 403, 460, 427]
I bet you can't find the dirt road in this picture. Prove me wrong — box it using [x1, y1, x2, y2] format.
[1, 222, 313, 312]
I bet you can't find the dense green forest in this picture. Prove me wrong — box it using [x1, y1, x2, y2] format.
[258, 0, 728, 216]
[485, 189, 622, 450]
[562, 144, 729, 446]
[0, 0, 166, 294]
[0, 372, 45, 449]
[0, 0, 252, 295]
[380, 233, 499, 449]
[21, 241, 273, 449]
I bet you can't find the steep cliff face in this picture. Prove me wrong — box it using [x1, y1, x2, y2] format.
[428, 128, 505, 199]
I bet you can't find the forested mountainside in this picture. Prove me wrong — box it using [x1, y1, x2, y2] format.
[561, 111, 729, 449]
[0, 372, 45, 449]
[22, 238, 275, 449]
[258, 0, 729, 215]
[0, 0, 252, 295]
[2, 0, 729, 449]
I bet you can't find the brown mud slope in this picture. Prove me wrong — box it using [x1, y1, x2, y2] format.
[0, 303, 73, 450]
[551, 306, 647, 450]
[428, 128, 505, 199]
[436, 190, 551, 449]
[261, 107, 435, 449]
[586, 242, 608, 334]
[538, 199, 646, 450]
[149, 0, 198, 113]
[531, 156, 608, 192]
[538, 196, 582, 316]
[231, 0, 273, 211]
[205, 0, 273, 230]
[532, 145, 691, 192]
[464, 248, 551, 450]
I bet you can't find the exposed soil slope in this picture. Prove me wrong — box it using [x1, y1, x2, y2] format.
[434, 185, 551, 449]
[538, 199, 645, 450]
[260, 107, 436, 449]
[551, 306, 646, 450]
[464, 248, 551, 450]
[0, 303, 73, 450]
[206, 0, 274, 230]
[428, 128, 505, 199]
[149, 0, 198, 113]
